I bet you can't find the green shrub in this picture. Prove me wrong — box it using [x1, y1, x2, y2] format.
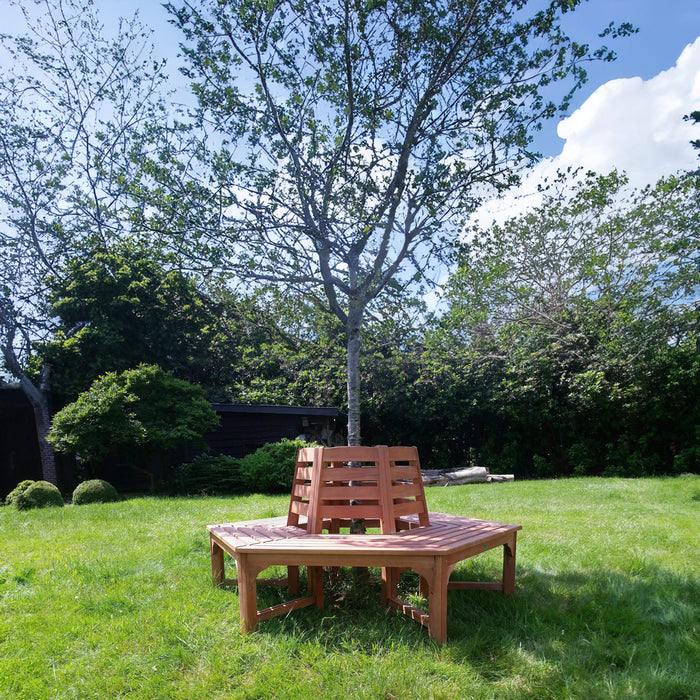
[72, 479, 119, 505]
[531, 454, 556, 478]
[5, 480, 36, 506]
[239, 438, 315, 493]
[568, 442, 598, 476]
[174, 454, 243, 495]
[15, 481, 64, 510]
[48, 364, 219, 467]
[673, 446, 699, 474]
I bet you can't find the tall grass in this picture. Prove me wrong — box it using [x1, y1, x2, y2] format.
[1, 476, 698, 699]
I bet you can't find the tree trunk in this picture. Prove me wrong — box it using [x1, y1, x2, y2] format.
[20, 373, 59, 488]
[346, 306, 367, 547]
[2, 334, 60, 487]
[346, 307, 363, 447]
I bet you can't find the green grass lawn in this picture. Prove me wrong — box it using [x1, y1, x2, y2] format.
[1, 476, 698, 699]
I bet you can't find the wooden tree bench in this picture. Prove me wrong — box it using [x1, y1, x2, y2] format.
[207, 446, 521, 643]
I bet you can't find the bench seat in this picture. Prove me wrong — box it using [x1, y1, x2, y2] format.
[209, 513, 520, 642]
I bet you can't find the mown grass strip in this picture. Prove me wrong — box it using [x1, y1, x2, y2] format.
[1, 476, 698, 699]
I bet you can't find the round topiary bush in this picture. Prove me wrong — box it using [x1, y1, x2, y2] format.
[15, 480, 64, 510]
[72, 479, 119, 505]
[5, 480, 35, 506]
[239, 438, 315, 493]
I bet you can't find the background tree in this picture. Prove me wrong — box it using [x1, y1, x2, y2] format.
[166, 0, 632, 445]
[48, 364, 219, 489]
[36, 238, 235, 399]
[215, 287, 430, 450]
[435, 170, 700, 475]
[0, 0, 169, 485]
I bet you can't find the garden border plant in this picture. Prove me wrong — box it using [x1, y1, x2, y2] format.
[5, 480, 35, 507]
[12, 480, 64, 510]
[238, 438, 316, 493]
[174, 454, 244, 495]
[72, 479, 119, 505]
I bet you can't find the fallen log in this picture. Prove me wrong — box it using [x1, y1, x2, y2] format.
[422, 466, 489, 486]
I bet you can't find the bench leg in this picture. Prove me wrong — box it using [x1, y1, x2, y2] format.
[427, 558, 449, 644]
[381, 567, 399, 609]
[503, 536, 517, 596]
[211, 538, 225, 586]
[309, 566, 324, 610]
[237, 554, 260, 633]
[287, 566, 300, 595]
[325, 520, 341, 583]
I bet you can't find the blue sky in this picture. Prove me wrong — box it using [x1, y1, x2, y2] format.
[534, 0, 700, 156]
[104, 0, 700, 169]
[472, 0, 700, 222]
[3, 0, 699, 211]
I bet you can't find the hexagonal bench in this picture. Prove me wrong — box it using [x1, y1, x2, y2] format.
[208, 446, 521, 643]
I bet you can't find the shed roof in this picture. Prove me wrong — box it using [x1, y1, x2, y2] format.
[210, 403, 337, 417]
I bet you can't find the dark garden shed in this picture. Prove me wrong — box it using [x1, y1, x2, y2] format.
[0, 387, 42, 498]
[0, 388, 338, 496]
[206, 403, 339, 458]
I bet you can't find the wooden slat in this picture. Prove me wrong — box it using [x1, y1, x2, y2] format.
[322, 446, 383, 462]
[319, 466, 380, 480]
[396, 523, 507, 548]
[256, 525, 308, 540]
[376, 444, 396, 534]
[292, 484, 313, 499]
[289, 500, 309, 516]
[321, 518, 381, 530]
[318, 484, 380, 499]
[256, 595, 316, 622]
[236, 525, 291, 544]
[216, 530, 260, 546]
[391, 482, 422, 498]
[295, 466, 314, 480]
[208, 515, 288, 531]
[389, 464, 421, 479]
[306, 447, 324, 533]
[388, 596, 430, 628]
[296, 448, 316, 462]
[393, 500, 425, 517]
[316, 504, 382, 519]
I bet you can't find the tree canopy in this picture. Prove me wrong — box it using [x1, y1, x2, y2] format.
[431, 170, 700, 475]
[166, 0, 632, 443]
[36, 239, 227, 398]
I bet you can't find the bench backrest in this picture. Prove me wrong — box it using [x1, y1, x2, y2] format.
[287, 445, 429, 534]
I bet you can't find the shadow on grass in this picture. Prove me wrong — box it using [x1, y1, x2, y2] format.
[450, 564, 697, 698]
[218, 561, 698, 697]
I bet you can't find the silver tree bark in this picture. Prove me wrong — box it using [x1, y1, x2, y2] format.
[2, 332, 58, 487]
[346, 306, 363, 447]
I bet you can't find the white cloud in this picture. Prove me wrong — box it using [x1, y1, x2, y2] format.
[473, 36, 700, 228]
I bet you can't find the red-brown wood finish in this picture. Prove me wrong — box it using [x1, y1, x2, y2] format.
[208, 446, 521, 643]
